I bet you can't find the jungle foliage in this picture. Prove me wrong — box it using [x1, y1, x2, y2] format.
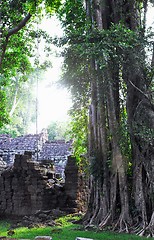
[0, 0, 154, 237]
[0, 0, 60, 134]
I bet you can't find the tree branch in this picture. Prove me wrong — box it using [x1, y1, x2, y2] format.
[129, 80, 150, 101]
[0, 36, 9, 67]
[7, 13, 31, 37]
[0, 13, 31, 67]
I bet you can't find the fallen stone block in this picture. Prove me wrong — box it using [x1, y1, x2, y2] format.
[35, 236, 52, 240]
[75, 238, 94, 240]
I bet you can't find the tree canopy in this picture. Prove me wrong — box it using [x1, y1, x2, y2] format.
[0, 0, 61, 130]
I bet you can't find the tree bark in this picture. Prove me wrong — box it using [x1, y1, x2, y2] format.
[82, 0, 154, 235]
[121, 0, 154, 234]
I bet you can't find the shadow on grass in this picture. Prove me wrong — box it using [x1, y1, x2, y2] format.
[0, 217, 150, 240]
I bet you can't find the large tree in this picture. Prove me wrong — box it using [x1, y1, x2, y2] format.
[57, 0, 154, 236]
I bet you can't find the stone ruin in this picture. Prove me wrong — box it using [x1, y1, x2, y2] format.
[0, 131, 88, 218]
[0, 152, 88, 217]
[39, 140, 72, 178]
[0, 130, 72, 178]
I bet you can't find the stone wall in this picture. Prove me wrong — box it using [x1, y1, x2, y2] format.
[0, 153, 88, 217]
[64, 156, 89, 213]
[0, 152, 64, 216]
[39, 140, 72, 178]
[0, 158, 7, 173]
[0, 132, 72, 178]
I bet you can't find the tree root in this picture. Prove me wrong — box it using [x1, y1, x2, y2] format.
[99, 211, 131, 233]
[136, 212, 154, 237]
[85, 212, 154, 237]
[136, 226, 154, 237]
[98, 212, 112, 229]
[112, 214, 130, 233]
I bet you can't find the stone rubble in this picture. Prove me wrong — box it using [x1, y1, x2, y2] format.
[75, 238, 94, 240]
[0, 153, 87, 217]
[35, 237, 52, 240]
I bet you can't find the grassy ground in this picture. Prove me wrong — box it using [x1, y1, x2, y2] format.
[0, 215, 151, 240]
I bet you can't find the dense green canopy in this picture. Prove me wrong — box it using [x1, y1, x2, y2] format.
[0, 0, 61, 132]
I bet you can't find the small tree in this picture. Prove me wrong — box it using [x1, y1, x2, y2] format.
[47, 121, 69, 141]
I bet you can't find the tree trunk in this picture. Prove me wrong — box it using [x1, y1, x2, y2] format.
[106, 77, 131, 230]
[83, 0, 154, 235]
[121, 0, 154, 235]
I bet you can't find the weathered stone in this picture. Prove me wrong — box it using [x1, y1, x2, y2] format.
[76, 238, 94, 240]
[0, 149, 88, 217]
[64, 156, 89, 213]
[0, 131, 71, 178]
[0, 158, 7, 173]
[35, 236, 52, 240]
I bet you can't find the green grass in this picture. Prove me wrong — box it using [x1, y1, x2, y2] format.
[0, 215, 151, 240]
[0, 221, 10, 236]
